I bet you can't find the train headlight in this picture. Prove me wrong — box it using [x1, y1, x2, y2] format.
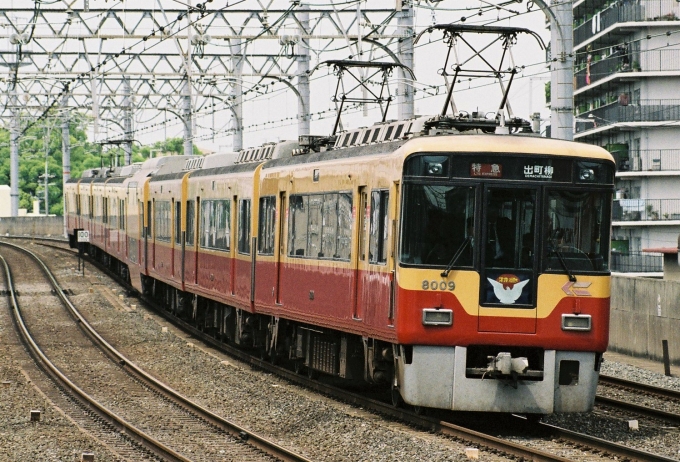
[427, 162, 443, 175]
[579, 168, 595, 182]
[422, 309, 453, 326]
[562, 314, 591, 331]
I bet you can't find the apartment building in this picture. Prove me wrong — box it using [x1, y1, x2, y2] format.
[572, 0, 680, 271]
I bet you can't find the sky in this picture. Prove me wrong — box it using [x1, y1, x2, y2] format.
[188, 1, 553, 154]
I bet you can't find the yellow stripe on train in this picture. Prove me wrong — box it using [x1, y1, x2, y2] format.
[397, 267, 610, 318]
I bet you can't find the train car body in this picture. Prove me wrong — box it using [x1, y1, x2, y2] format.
[67, 116, 615, 416]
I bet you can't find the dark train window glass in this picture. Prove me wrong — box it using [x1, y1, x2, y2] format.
[369, 190, 389, 265]
[258, 196, 276, 255]
[200, 200, 230, 251]
[321, 193, 338, 258]
[186, 200, 195, 246]
[174, 201, 181, 245]
[200, 200, 214, 248]
[485, 188, 536, 270]
[404, 155, 449, 177]
[155, 200, 171, 242]
[481, 188, 536, 306]
[288, 192, 352, 261]
[400, 184, 475, 267]
[119, 199, 125, 230]
[238, 199, 251, 254]
[288, 195, 308, 257]
[337, 192, 353, 261]
[544, 190, 611, 273]
[140, 202, 146, 238]
[307, 195, 323, 257]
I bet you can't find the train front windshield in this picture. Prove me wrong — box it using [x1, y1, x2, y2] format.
[399, 153, 613, 304]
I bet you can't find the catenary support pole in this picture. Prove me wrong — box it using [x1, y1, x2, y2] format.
[62, 93, 70, 237]
[122, 77, 133, 165]
[231, 38, 243, 151]
[397, 4, 414, 121]
[9, 84, 20, 216]
[297, 4, 310, 137]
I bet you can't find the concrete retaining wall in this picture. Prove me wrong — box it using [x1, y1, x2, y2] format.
[0, 217, 65, 237]
[610, 275, 680, 365]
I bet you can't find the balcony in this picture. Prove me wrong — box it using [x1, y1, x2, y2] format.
[574, 0, 680, 48]
[610, 251, 663, 273]
[613, 198, 680, 221]
[575, 99, 680, 134]
[574, 49, 680, 90]
[628, 149, 680, 171]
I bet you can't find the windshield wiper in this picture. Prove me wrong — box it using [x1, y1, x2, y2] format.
[441, 237, 471, 277]
[551, 246, 577, 282]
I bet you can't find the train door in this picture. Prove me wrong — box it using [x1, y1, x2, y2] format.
[193, 197, 199, 285]
[145, 200, 151, 273]
[231, 195, 237, 295]
[353, 187, 368, 320]
[275, 191, 286, 304]
[479, 186, 539, 333]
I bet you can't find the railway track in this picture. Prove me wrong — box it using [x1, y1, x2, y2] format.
[596, 375, 680, 426]
[0, 240, 309, 462]
[8, 237, 680, 461]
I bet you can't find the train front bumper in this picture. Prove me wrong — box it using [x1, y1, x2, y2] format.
[396, 346, 599, 414]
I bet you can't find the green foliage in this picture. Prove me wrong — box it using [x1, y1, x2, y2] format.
[0, 110, 198, 216]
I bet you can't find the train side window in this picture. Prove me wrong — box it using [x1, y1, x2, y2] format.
[185, 200, 195, 246]
[120, 199, 125, 230]
[288, 195, 308, 257]
[321, 193, 338, 258]
[238, 199, 251, 254]
[200, 200, 213, 248]
[308, 195, 323, 257]
[155, 200, 171, 242]
[174, 201, 181, 245]
[337, 192, 353, 261]
[215, 200, 230, 250]
[201, 200, 230, 250]
[258, 196, 276, 255]
[140, 201, 145, 238]
[369, 190, 389, 264]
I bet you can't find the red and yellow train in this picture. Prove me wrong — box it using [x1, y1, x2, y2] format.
[65, 116, 614, 415]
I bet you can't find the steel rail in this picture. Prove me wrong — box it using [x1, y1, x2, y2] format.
[23, 238, 679, 462]
[0, 240, 310, 462]
[0, 251, 190, 462]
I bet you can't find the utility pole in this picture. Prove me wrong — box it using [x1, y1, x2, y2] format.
[122, 77, 133, 165]
[397, 1, 415, 120]
[297, 3, 310, 137]
[549, 0, 574, 140]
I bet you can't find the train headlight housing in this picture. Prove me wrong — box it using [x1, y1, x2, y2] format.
[562, 314, 591, 331]
[422, 309, 453, 326]
[427, 162, 443, 175]
[579, 168, 595, 182]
